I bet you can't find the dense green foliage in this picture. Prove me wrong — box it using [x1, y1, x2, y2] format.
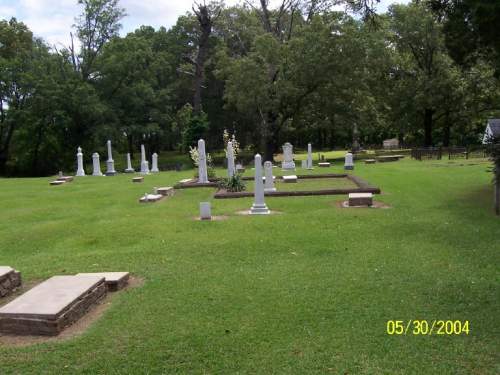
[1, 0, 499, 175]
[0, 159, 498, 373]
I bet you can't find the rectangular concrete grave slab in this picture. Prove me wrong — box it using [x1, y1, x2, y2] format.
[0, 275, 106, 336]
[349, 192, 373, 206]
[76, 272, 129, 291]
[57, 176, 74, 182]
[365, 159, 376, 164]
[282, 175, 298, 183]
[157, 187, 174, 196]
[50, 180, 65, 186]
[0, 267, 22, 298]
[133, 177, 144, 183]
[318, 162, 331, 167]
[377, 155, 400, 162]
[139, 193, 163, 203]
[179, 178, 194, 184]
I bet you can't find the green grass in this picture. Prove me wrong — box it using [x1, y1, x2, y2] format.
[0, 158, 498, 374]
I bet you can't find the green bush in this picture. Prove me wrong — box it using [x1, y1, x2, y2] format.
[218, 173, 246, 192]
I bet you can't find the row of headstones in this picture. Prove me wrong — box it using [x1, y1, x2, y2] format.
[76, 141, 159, 176]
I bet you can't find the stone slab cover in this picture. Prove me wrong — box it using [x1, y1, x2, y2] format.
[349, 193, 373, 206]
[0, 275, 106, 336]
[76, 272, 129, 291]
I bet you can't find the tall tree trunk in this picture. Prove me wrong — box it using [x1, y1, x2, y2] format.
[127, 134, 134, 159]
[443, 111, 451, 147]
[193, 5, 214, 116]
[424, 108, 434, 147]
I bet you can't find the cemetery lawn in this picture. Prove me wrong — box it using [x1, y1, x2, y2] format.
[243, 177, 359, 192]
[0, 158, 498, 374]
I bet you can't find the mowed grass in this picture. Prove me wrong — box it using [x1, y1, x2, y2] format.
[0, 158, 498, 374]
[242, 176, 358, 192]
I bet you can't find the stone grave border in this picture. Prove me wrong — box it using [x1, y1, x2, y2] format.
[173, 174, 380, 199]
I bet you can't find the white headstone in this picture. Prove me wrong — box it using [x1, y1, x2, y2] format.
[105, 140, 116, 176]
[227, 141, 235, 178]
[198, 139, 209, 183]
[199, 202, 212, 220]
[281, 143, 295, 170]
[264, 161, 276, 192]
[140, 144, 150, 174]
[124, 153, 135, 173]
[151, 153, 159, 173]
[344, 152, 354, 170]
[92, 153, 103, 176]
[307, 143, 314, 169]
[301, 160, 307, 169]
[76, 147, 85, 176]
[250, 154, 270, 214]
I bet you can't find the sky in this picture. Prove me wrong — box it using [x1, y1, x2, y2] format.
[0, 0, 409, 49]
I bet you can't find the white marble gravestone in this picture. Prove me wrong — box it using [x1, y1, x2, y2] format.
[124, 153, 135, 173]
[199, 202, 212, 220]
[344, 152, 354, 170]
[92, 153, 103, 176]
[264, 161, 276, 192]
[140, 144, 150, 174]
[307, 143, 314, 169]
[76, 147, 85, 176]
[281, 143, 295, 170]
[301, 160, 307, 169]
[227, 141, 235, 178]
[105, 140, 116, 176]
[198, 139, 209, 183]
[151, 153, 159, 173]
[250, 154, 270, 214]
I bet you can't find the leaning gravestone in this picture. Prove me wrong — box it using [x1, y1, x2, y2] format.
[140, 144, 150, 175]
[105, 140, 116, 176]
[76, 147, 85, 177]
[124, 153, 135, 173]
[92, 153, 103, 176]
[151, 153, 159, 173]
[264, 161, 276, 192]
[281, 143, 296, 170]
[250, 154, 270, 214]
[0, 275, 106, 336]
[198, 139, 209, 184]
[227, 141, 236, 178]
[344, 152, 354, 170]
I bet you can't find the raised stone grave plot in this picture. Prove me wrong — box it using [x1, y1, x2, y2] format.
[0, 267, 21, 298]
[318, 162, 331, 167]
[0, 275, 106, 336]
[76, 272, 129, 292]
[365, 159, 376, 164]
[57, 176, 74, 182]
[377, 155, 403, 162]
[133, 176, 144, 183]
[215, 174, 380, 199]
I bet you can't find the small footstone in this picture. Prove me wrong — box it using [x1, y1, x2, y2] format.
[199, 202, 212, 220]
[132, 177, 144, 183]
[348, 193, 373, 207]
[76, 272, 129, 292]
[50, 180, 65, 186]
[139, 193, 163, 203]
[0, 275, 106, 336]
[282, 175, 298, 183]
[365, 159, 376, 164]
[318, 162, 331, 167]
[0, 267, 22, 298]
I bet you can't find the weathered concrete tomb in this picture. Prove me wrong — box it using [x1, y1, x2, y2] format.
[76, 272, 129, 292]
[0, 267, 22, 298]
[133, 176, 144, 183]
[365, 159, 376, 164]
[0, 275, 106, 336]
[318, 162, 331, 167]
[50, 180, 65, 186]
[157, 187, 174, 196]
[282, 175, 298, 183]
